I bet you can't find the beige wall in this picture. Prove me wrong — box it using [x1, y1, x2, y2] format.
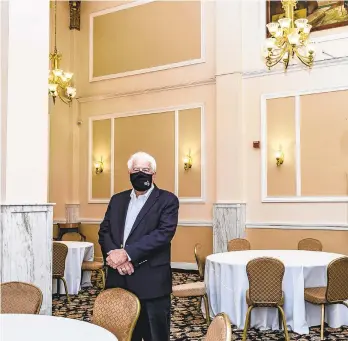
[49, 1, 348, 264]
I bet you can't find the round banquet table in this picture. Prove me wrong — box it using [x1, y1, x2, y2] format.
[0, 314, 117, 341]
[53, 241, 94, 295]
[205, 250, 348, 335]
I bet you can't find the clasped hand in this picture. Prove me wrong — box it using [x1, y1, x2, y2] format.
[106, 249, 134, 275]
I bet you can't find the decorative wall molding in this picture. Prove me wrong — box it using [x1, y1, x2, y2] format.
[76, 78, 215, 103]
[89, 0, 206, 82]
[88, 103, 206, 204]
[261, 85, 348, 203]
[246, 222, 348, 231]
[243, 56, 348, 79]
[54, 218, 213, 227]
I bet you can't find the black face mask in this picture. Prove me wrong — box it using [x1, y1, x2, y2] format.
[130, 171, 153, 191]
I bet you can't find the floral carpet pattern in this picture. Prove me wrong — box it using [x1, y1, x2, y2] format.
[52, 271, 348, 340]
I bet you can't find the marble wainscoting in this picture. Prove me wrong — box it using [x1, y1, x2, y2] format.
[0, 204, 54, 315]
[213, 203, 246, 253]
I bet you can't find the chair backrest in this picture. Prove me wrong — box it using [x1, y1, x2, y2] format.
[93, 288, 140, 341]
[205, 312, 232, 341]
[227, 238, 251, 252]
[61, 233, 83, 242]
[53, 242, 68, 277]
[298, 238, 322, 251]
[246, 257, 284, 305]
[326, 256, 348, 303]
[194, 243, 210, 280]
[0, 282, 43, 314]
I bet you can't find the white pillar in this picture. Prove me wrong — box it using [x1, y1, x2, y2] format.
[213, 0, 246, 253]
[0, 0, 53, 315]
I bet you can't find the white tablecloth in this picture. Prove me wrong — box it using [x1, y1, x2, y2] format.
[53, 241, 94, 295]
[1, 314, 117, 341]
[205, 250, 348, 334]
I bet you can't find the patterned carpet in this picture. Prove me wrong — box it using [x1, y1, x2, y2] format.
[52, 271, 348, 340]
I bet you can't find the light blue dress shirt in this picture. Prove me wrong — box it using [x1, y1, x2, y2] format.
[123, 184, 154, 245]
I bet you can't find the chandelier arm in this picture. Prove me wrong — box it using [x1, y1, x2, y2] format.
[266, 46, 289, 69]
[293, 48, 313, 66]
[57, 91, 72, 105]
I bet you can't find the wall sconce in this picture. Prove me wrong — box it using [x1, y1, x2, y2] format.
[275, 150, 284, 167]
[183, 151, 193, 171]
[94, 158, 104, 174]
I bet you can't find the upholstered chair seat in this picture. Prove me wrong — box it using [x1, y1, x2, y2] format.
[81, 260, 105, 289]
[246, 289, 284, 307]
[171, 243, 211, 325]
[172, 281, 206, 297]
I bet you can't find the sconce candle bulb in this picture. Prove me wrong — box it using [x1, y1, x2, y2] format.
[275, 150, 284, 167]
[183, 151, 193, 171]
[95, 158, 104, 174]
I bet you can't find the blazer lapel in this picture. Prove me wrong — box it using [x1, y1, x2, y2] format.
[117, 191, 131, 244]
[127, 186, 160, 239]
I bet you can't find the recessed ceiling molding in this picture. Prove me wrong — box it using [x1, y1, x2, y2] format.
[89, 0, 205, 82]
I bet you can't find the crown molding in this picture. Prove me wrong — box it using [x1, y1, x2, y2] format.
[243, 56, 348, 79]
[76, 78, 215, 103]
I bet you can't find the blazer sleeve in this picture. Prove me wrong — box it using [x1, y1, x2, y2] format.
[124, 194, 179, 262]
[98, 196, 118, 258]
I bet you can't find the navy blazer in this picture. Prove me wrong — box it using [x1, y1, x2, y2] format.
[98, 185, 179, 299]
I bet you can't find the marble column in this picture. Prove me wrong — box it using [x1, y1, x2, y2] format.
[213, 0, 246, 252]
[0, 0, 52, 314]
[213, 203, 246, 253]
[0, 204, 54, 315]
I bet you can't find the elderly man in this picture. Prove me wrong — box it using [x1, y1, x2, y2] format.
[99, 151, 179, 341]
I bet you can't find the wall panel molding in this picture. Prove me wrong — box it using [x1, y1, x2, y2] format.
[76, 78, 215, 103]
[88, 104, 206, 203]
[261, 85, 348, 203]
[246, 222, 348, 231]
[89, 0, 205, 82]
[54, 218, 213, 227]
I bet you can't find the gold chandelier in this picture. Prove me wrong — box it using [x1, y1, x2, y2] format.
[265, 0, 315, 70]
[48, 0, 76, 105]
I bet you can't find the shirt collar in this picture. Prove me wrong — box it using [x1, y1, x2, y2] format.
[130, 184, 154, 199]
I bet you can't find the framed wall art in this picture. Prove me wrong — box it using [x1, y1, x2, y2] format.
[266, 1, 348, 32]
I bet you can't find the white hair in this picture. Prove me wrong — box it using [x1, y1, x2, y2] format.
[127, 152, 157, 172]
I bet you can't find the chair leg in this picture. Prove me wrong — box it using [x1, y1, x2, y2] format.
[57, 278, 61, 300]
[242, 305, 253, 341]
[278, 308, 282, 330]
[320, 304, 325, 341]
[203, 294, 211, 326]
[98, 269, 105, 289]
[61, 277, 71, 304]
[278, 306, 289, 341]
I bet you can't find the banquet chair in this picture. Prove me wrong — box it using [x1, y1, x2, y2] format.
[0, 282, 43, 314]
[304, 256, 348, 341]
[172, 243, 211, 325]
[243, 257, 289, 341]
[53, 242, 71, 303]
[93, 288, 140, 341]
[81, 259, 105, 289]
[298, 238, 323, 251]
[227, 238, 251, 252]
[204, 313, 232, 341]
